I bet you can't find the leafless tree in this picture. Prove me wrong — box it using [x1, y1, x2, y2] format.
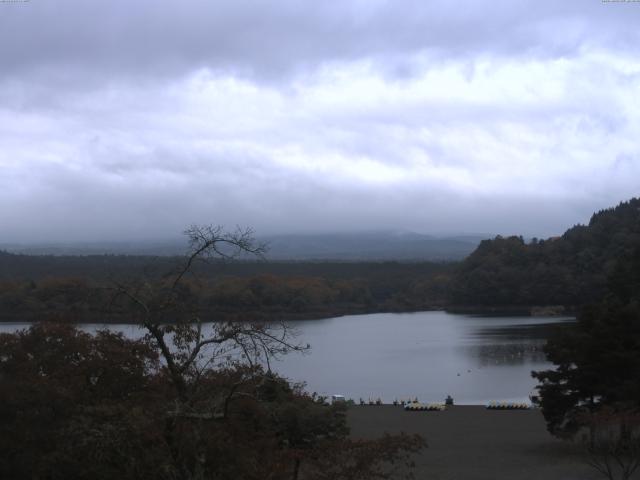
[112, 225, 307, 398]
[110, 225, 310, 479]
[579, 408, 640, 480]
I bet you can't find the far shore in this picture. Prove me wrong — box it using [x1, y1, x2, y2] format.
[445, 304, 576, 316]
[0, 304, 576, 324]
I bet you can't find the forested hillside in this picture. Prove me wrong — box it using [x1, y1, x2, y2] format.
[450, 198, 640, 308]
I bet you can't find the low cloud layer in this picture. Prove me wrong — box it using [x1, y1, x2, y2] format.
[1, 1, 639, 242]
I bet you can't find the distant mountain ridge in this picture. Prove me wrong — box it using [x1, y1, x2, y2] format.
[1, 231, 486, 261]
[261, 231, 484, 261]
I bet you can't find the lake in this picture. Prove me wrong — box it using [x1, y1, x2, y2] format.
[278, 311, 573, 404]
[0, 311, 573, 405]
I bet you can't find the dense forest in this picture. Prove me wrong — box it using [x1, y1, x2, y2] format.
[0, 253, 453, 323]
[450, 198, 640, 310]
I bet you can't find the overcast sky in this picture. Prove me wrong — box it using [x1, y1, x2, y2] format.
[1, 0, 639, 243]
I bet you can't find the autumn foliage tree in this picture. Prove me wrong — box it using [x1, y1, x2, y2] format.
[0, 323, 165, 479]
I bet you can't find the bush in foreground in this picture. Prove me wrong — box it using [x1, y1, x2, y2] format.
[0, 323, 424, 480]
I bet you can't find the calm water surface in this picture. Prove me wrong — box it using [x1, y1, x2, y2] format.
[278, 311, 573, 404]
[0, 311, 573, 404]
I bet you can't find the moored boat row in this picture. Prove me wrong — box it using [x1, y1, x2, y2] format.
[486, 401, 531, 410]
[404, 402, 447, 411]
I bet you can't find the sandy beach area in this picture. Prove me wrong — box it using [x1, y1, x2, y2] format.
[348, 405, 607, 480]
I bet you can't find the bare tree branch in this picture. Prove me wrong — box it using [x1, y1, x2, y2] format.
[108, 224, 307, 404]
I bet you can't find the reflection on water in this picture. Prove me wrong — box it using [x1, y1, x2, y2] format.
[0, 312, 575, 405]
[460, 321, 574, 366]
[471, 321, 573, 340]
[461, 343, 547, 366]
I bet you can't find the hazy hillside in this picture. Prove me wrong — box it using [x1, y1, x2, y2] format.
[1, 231, 484, 261]
[262, 232, 484, 260]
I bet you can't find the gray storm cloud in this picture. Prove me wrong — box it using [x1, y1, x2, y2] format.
[0, 0, 639, 242]
[1, 0, 639, 79]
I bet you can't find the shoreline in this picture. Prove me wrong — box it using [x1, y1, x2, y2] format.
[0, 304, 575, 324]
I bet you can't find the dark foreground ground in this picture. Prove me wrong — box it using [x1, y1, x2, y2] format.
[348, 406, 608, 480]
